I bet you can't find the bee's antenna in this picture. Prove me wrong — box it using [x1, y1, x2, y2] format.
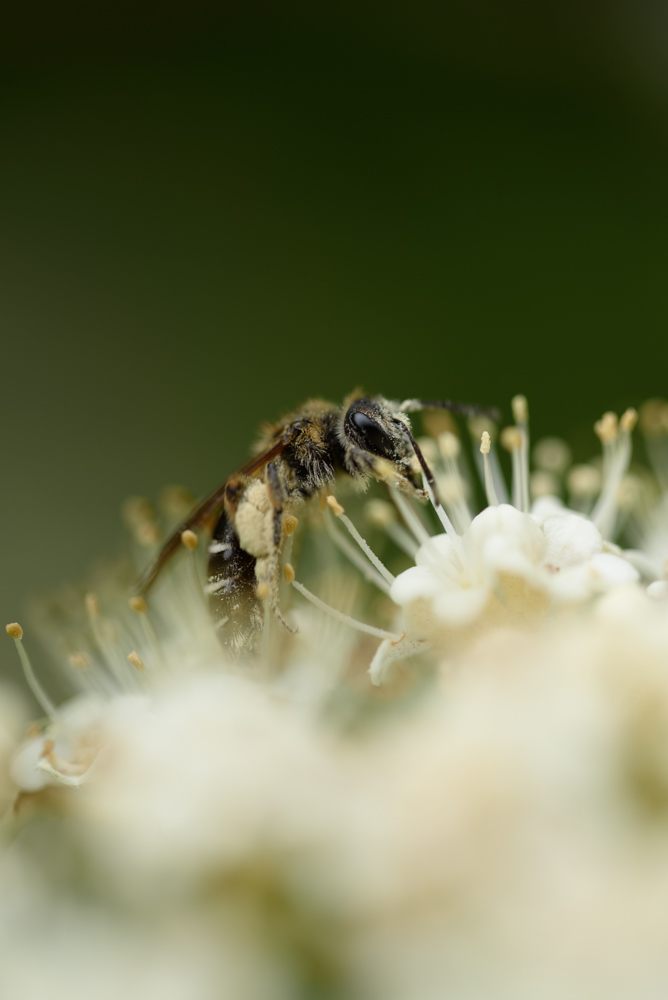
[400, 399, 501, 422]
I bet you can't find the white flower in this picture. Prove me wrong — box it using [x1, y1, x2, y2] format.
[370, 402, 649, 684]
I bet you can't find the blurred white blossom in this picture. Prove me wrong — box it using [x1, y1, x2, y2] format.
[2, 396, 668, 1000]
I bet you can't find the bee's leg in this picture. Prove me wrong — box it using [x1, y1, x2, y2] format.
[261, 461, 297, 634]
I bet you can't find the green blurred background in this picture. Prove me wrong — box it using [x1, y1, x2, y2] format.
[2, 1, 668, 687]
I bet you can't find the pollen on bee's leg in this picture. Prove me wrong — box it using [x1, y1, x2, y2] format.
[256, 581, 271, 601]
[6, 623, 57, 720]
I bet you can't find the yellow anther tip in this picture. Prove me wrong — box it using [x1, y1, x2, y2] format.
[85, 593, 100, 618]
[511, 394, 528, 424]
[129, 596, 148, 614]
[5, 623, 23, 640]
[500, 426, 523, 452]
[620, 408, 638, 433]
[283, 563, 296, 584]
[283, 514, 299, 536]
[181, 529, 198, 551]
[127, 650, 145, 672]
[326, 495, 345, 517]
[480, 431, 491, 455]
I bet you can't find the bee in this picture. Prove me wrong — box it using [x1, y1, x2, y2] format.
[135, 393, 498, 650]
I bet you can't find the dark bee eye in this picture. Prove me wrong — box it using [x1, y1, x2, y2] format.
[350, 411, 394, 456]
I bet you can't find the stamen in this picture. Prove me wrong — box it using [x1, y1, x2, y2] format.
[567, 464, 602, 502]
[639, 399, 668, 492]
[390, 488, 432, 546]
[326, 495, 345, 517]
[283, 563, 296, 584]
[511, 394, 528, 426]
[159, 485, 196, 520]
[291, 580, 399, 641]
[512, 397, 530, 512]
[127, 650, 145, 672]
[181, 529, 198, 551]
[436, 432, 472, 533]
[366, 500, 418, 558]
[129, 596, 165, 670]
[469, 417, 509, 505]
[620, 408, 638, 434]
[85, 593, 128, 689]
[406, 430, 467, 567]
[500, 426, 528, 512]
[591, 409, 636, 538]
[5, 623, 58, 720]
[283, 514, 299, 536]
[533, 437, 572, 476]
[480, 431, 500, 506]
[530, 471, 559, 499]
[594, 412, 619, 446]
[327, 495, 395, 588]
[68, 651, 92, 671]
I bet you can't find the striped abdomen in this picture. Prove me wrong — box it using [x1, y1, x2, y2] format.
[206, 511, 263, 652]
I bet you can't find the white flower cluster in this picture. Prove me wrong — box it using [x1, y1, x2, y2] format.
[1, 396, 668, 1000]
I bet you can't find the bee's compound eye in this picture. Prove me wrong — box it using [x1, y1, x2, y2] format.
[350, 411, 393, 455]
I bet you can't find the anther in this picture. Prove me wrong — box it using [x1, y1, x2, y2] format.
[532, 437, 572, 475]
[121, 496, 156, 528]
[283, 563, 296, 584]
[135, 522, 162, 547]
[85, 593, 100, 619]
[511, 394, 528, 425]
[530, 471, 559, 499]
[6, 623, 57, 719]
[366, 499, 396, 529]
[480, 432, 499, 506]
[181, 529, 198, 551]
[327, 495, 345, 517]
[283, 514, 299, 536]
[594, 412, 618, 444]
[620, 408, 638, 434]
[129, 596, 148, 614]
[159, 485, 196, 518]
[567, 464, 602, 499]
[500, 426, 523, 452]
[127, 650, 145, 672]
[438, 432, 461, 460]
[639, 399, 668, 436]
[68, 651, 91, 670]
[416, 437, 439, 465]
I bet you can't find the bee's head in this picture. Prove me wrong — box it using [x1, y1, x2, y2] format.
[341, 396, 422, 492]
